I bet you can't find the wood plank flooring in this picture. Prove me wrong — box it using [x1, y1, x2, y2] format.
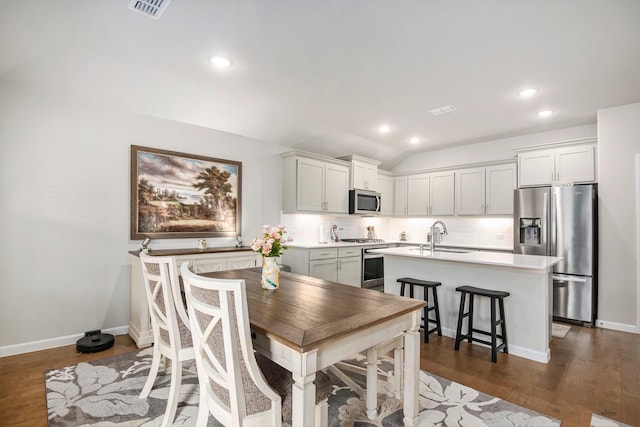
[1, 325, 638, 426]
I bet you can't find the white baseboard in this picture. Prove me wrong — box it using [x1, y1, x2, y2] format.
[441, 327, 550, 364]
[0, 326, 129, 357]
[595, 319, 639, 334]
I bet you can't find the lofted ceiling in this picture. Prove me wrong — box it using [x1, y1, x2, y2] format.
[1, 0, 639, 168]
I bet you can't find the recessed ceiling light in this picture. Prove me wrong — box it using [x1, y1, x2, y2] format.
[536, 109, 554, 118]
[378, 124, 392, 134]
[409, 137, 421, 144]
[517, 88, 538, 97]
[209, 56, 232, 68]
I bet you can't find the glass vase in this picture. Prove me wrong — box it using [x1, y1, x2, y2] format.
[261, 256, 280, 290]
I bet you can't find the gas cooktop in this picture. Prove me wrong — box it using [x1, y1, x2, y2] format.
[340, 238, 386, 243]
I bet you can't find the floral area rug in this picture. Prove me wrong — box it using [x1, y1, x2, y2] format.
[590, 413, 634, 427]
[45, 347, 561, 426]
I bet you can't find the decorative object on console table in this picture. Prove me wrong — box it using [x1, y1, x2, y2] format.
[250, 224, 292, 290]
[130, 145, 242, 240]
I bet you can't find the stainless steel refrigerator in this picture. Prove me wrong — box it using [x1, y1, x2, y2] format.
[513, 184, 598, 326]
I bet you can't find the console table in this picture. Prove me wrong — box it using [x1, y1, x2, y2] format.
[128, 247, 260, 347]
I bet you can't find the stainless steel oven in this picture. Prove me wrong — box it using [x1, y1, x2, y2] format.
[362, 244, 389, 291]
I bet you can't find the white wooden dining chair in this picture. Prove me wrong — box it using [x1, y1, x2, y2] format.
[180, 262, 331, 427]
[139, 250, 195, 427]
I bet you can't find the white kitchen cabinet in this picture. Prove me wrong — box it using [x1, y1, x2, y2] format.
[455, 167, 485, 215]
[397, 171, 454, 217]
[377, 170, 394, 216]
[339, 155, 381, 191]
[485, 164, 517, 214]
[455, 163, 516, 215]
[282, 151, 350, 214]
[518, 141, 596, 187]
[129, 249, 261, 347]
[407, 173, 430, 216]
[394, 176, 408, 216]
[336, 247, 362, 287]
[555, 144, 596, 183]
[429, 171, 455, 215]
[281, 246, 362, 287]
[309, 258, 338, 282]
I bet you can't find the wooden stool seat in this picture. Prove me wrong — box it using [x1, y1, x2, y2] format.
[454, 285, 509, 363]
[397, 277, 442, 343]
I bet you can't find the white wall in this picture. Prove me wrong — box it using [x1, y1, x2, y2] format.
[597, 102, 640, 332]
[393, 124, 597, 173]
[0, 82, 288, 354]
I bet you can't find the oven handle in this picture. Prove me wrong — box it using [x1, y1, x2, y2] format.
[363, 253, 383, 259]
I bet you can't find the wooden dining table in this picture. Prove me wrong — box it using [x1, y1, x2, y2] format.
[202, 267, 426, 427]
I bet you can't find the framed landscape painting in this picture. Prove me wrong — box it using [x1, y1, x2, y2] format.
[130, 145, 242, 240]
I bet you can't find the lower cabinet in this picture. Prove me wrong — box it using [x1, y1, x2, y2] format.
[282, 247, 362, 287]
[129, 249, 261, 347]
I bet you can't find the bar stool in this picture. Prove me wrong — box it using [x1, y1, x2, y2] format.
[397, 277, 442, 343]
[454, 285, 509, 363]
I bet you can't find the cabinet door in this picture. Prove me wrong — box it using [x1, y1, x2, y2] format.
[377, 174, 394, 216]
[296, 158, 325, 212]
[309, 259, 338, 282]
[337, 256, 362, 287]
[518, 149, 555, 187]
[193, 258, 227, 273]
[394, 177, 408, 216]
[353, 162, 378, 191]
[486, 164, 516, 215]
[407, 173, 430, 216]
[555, 144, 596, 183]
[228, 254, 259, 270]
[324, 163, 349, 213]
[456, 168, 486, 215]
[430, 171, 455, 215]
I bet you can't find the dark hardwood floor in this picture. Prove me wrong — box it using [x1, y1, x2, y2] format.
[1, 325, 639, 426]
[420, 323, 640, 426]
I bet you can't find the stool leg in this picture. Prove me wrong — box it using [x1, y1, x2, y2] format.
[430, 287, 442, 336]
[423, 291, 429, 344]
[499, 298, 508, 354]
[409, 284, 414, 299]
[467, 295, 474, 344]
[454, 292, 467, 350]
[490, 297, 498, 363]
[400, 282, 406, 296]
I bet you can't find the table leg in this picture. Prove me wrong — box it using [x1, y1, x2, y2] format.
[366, 346, 379, 419]
[403, 311, 421, 427]
[290, 350, 318, 427]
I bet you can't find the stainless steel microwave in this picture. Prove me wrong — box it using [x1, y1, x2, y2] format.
[349, 189, 381, 215]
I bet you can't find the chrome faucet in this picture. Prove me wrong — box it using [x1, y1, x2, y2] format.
[430, 221, 448, 252]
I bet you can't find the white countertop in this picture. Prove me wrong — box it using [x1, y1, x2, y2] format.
[372, 246, 563, 271]
[287, 240, 513, 251]
[287, 241, 387, 249]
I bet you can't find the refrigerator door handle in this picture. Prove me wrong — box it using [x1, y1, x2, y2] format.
[548, 189, 557, 256]
[552, 275, 587, 283]
[544, 191, 551, 255]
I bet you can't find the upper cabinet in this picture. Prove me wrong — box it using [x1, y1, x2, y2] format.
[517, 140, 597, 187]
[338, 155, 381, 191]
[396, 171, 455, 217]
[455, 163, 516, 215]
[282, 151, 350, 214]
[377, 170, 394, 216]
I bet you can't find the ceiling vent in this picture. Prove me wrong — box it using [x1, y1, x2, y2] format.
[128, 0, 172, 20]
[429, 105, 457, 116]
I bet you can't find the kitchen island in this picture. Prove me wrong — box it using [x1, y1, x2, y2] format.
[372, 246, 563, 363]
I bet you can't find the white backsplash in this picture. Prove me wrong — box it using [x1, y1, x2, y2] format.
[280, 213, 513, 249]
